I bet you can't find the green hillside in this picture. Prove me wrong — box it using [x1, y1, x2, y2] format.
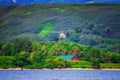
[0, 4, 120, 53]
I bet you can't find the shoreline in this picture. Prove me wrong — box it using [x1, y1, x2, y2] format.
[0, 68, 120, 70]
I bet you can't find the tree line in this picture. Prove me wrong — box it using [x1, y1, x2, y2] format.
[0, 38, 120, 69]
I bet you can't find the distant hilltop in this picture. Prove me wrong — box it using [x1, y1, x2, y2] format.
[0, 0, 120, 5]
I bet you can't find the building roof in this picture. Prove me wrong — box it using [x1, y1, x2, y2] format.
[58, 55, 75, 60]
[59, 33, 66, 39]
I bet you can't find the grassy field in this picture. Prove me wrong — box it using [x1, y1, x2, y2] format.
[38, 23, 55, 37]
[101, 63, 120, 69]
[68, 60, 92, 68]
[68, 60, 120, 69]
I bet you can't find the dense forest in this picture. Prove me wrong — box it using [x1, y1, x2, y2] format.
[0, 39, 120, 69]
[0, 4, 120, 53]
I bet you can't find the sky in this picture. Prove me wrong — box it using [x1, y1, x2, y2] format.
[0, 0, 120, 5]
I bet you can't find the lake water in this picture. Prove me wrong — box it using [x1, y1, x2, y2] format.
[0, 70, 120, 80]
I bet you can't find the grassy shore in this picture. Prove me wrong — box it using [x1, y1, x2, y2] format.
[0, 58, 120, 69]
[0, 68, 120, 70]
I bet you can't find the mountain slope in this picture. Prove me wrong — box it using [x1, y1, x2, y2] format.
[0, 4, 120, 53]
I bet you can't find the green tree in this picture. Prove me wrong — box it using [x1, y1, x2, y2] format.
[110, 53, 120, 63]
[89, 48, 101, 61]
[70, 46, 83, 58]
[83, 51, 90, 61]
[48, 44, 59, 56]
[91, 58, 100, 69]
[33, 52, 46, 63]
[0, 56, 15, 68]
[14, 51, 31, 67]
[44, 57, 68, 69]
[0, 41, 4, 50]
[13, 39, 32, 55]
[58, 45, 66, 55]
[1, 43, 13, 56]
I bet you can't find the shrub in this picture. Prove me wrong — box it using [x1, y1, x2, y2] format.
[0, 56, 15, 68]
[91, 58, 100, 69]
[13, 51, 31, 67]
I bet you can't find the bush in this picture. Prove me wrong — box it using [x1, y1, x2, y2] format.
[13, 51, 31, 67]
[91, 58, 100, 69]
[32, 52, 45, 63]
[101, 63, 120, 69]
[1, 43, 13, 56]
[44, 57, 69, 69]
[13, 39, 32, 55]
[110, 53, 120, 63]
[0, 56, 15, 68]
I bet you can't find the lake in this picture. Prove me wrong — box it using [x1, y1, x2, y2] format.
[0, 69, 120, 80]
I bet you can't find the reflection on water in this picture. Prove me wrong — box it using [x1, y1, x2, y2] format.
[0, 70, 120, 80]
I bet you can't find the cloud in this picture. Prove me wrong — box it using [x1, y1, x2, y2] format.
[12, 0, 17, 3]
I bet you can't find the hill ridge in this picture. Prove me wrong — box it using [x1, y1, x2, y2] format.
[0, 4, 120, 53]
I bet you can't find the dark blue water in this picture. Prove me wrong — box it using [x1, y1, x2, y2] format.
[0, 70, 120, 80]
